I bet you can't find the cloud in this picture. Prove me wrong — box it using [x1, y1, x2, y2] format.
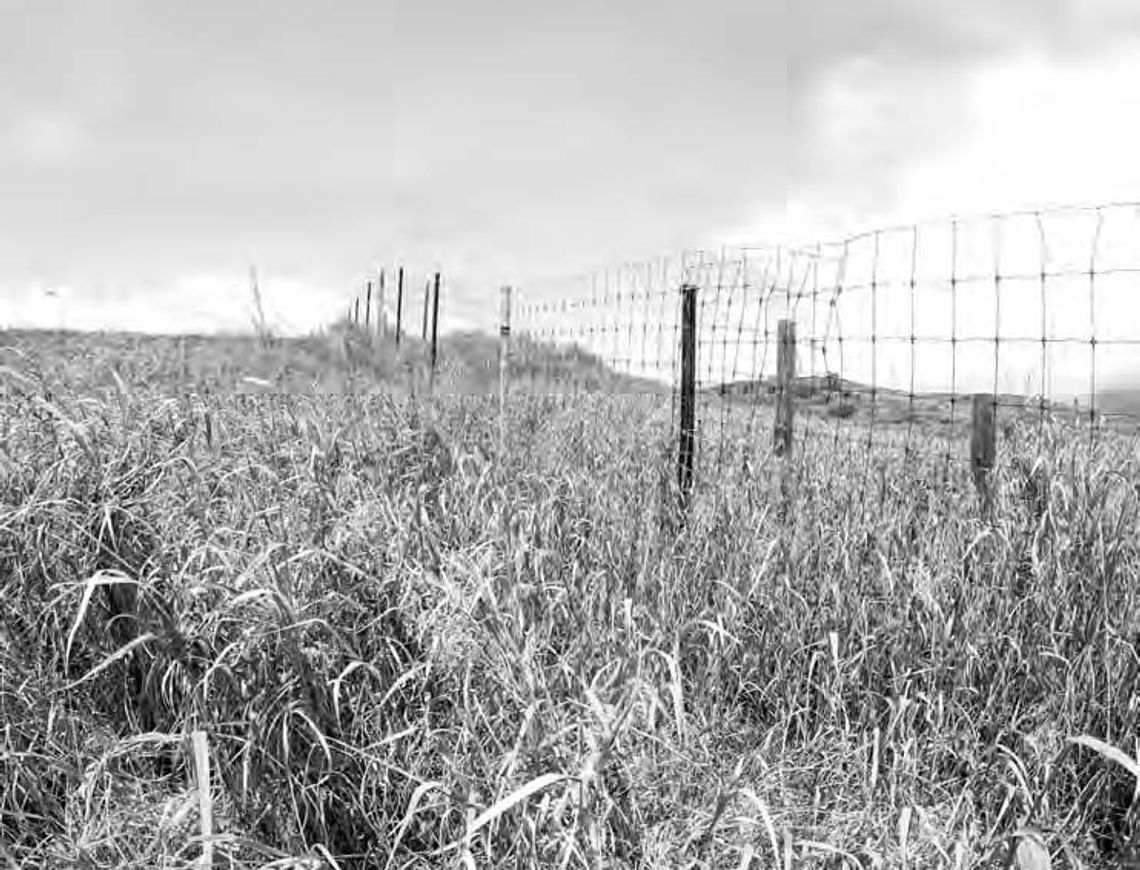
[708, 36, 1140, 400]
[895, 48, 1140, 215]
[785, 2, 1140, 229]
[6, 108, 90, 168]
[0, 1, 788, 340]
[729, 35, 1140, 247]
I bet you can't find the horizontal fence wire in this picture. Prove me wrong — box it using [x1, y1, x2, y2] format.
[512, 203, 1140, 484]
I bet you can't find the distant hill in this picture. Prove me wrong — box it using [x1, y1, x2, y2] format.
[708, 372, 1140, 433]
[1098, 387, 1140, 418]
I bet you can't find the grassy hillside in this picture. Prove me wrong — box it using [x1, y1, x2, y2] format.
[1, 327, 1139, 868]
[0, 326, 669, 397]
[1098, 386, 1140, 419]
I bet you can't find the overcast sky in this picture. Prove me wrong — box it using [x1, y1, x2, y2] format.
[4, 0, 1140, 395]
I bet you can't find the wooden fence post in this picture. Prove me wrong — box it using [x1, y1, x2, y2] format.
[774, 319, 795, 457]
[677, 283, 698, 514]
[364, 279, 372, 331]
[422, 279, 430, 340]
[971, 393, 996, 519]
[499, 286, 512, 459]
[353, 297, 360, 327]
[395, 266, 404, 347]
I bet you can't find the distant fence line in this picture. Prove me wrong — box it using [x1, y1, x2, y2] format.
[344, 266, 442, 344]
[498, 203, 1140, 509]
[343, 266, 445, 387]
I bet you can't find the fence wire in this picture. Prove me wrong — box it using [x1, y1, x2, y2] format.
[512, 203, 1140, 483]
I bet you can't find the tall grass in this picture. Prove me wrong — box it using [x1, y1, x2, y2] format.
[1, 330, 1138, 868]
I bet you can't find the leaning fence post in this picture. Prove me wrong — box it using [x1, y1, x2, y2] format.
[971, 393, 996, 519]
[775, 319, 796, 457]
[677, 283, 698, 514]
[499, 286, 512, 459]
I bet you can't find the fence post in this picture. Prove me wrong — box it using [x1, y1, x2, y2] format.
[422, 279, 430, 340]
[179, 336, 188, 391]
[378, 268, 386, 337]
[429, 271, 442, 390]
[364, 279, 372, 331]
[395, 266, 404, 347]
[971, 393, 996, 519]
[677, 283, 698, 514]
[774, 319, 795, 457]
[191, 729, 213, 870]
[354, 297, 360, 327]
[499, 286, 512, 459]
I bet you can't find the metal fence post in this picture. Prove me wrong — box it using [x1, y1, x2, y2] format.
[378, 268, 386, 337]
[499, 286, 512, 459]
[429, 271, 442, 390]
[395, 266, 404, 347]
[677, 283, 698, 514]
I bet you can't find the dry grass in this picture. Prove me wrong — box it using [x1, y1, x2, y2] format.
[1, 326, 1139, 868]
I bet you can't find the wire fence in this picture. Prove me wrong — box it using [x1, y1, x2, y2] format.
[343, 267, 443, 348]
[508, 202, 1140, 492]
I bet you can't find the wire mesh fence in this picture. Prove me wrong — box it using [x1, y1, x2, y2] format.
[509, 202, 1140, 495]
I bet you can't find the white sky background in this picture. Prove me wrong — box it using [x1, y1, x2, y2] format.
[0, 0, 783, 337]
[3, 1, 1140, 399]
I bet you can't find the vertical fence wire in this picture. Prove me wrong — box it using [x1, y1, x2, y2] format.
[1089, 207, 1103, 451]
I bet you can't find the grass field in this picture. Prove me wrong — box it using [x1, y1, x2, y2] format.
[2, 325, 1139, 868]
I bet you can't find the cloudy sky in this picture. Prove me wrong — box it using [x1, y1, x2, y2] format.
[3, 0, 1140, 393]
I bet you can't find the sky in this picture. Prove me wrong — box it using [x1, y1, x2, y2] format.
[3, 1, 1140, 396]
